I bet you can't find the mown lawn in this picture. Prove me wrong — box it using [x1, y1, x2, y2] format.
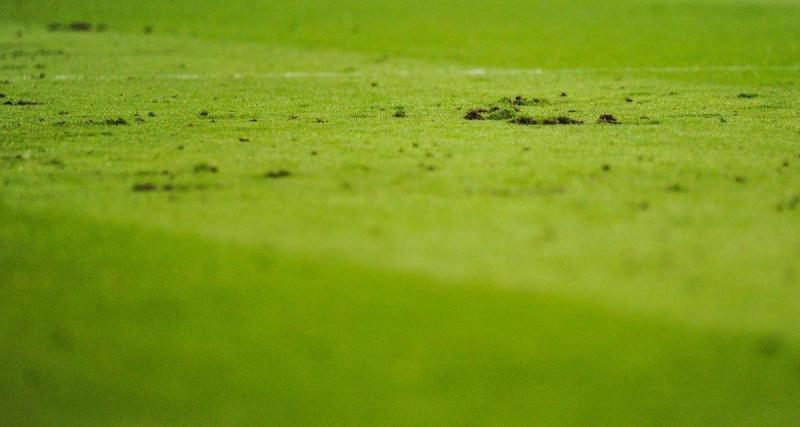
[1, 1, 800, 424]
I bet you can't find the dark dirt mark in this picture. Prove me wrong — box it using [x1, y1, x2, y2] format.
[3, 99, 39, 106]
[147, 112, 156, 117]
[511, 116, 583, 126]
[775, 195, 800, 211]
[639, 201, 650, 211]
[782, 160, 790, 168]
[133, 183, 207, 193]
[665, 184, 687, 193]
[597, 114, 620, 124]
[69, 21, 92, 31]
[625, 97, 634, 103]
[393, 106, 407, 118]
[288, 115, 298, 120]
[315, 118, 327, 123]
[177, 145, 184, 150]
[560, 92, 567, 97]
[602, 164, 611, 172]
[143, 26, 154, 34]
[734, 176, 747, 184]
[464, 108, 487, 120]
[0, 93, 5, 98]
[249, 118, 258, 122]
[198, 110, 209, 117]
[105, 117, 127, 125]
[194, 163, 218, 174]
[371, 82, 378, 87]
[239, 137, 250, 142]
[132, 183, 158, 192]
[755, 334, 784, 357]
[738, 93, 758, 99]
[310, 151, 318, 156]
[510, 116, 538, 125]
[501, 96, 546, 106]
[264, 170, 291, 179]
[48, 22, 95, 32]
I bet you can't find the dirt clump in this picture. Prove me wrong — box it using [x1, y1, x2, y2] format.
[512, 116, 583, 126]
[105, 117, 127, 125]
[264, 170, 291, 179]
[464, 108, 487, 120]
[3, 99, 39, 106]
[48, 22, 95, 32]
[193, 163, 218, 173]
[132, 183, 158, 192]
[597, 114, 620, 124]
[665, 184, 687, 193]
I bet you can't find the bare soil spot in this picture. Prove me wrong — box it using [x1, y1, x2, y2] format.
[597, 114, 620, 124]
[264, 170, 291, 179]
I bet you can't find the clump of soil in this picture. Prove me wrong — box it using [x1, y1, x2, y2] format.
[393, 106, 407, 118]
[194, 163, 218, 173]
[132, 183, 158, 192]
[466, 95, 588, 126]
[198, 110, 209, 117]
[775, 195, 799, 211]
[499, 95, 546, 106]
[597, 114, 620, 124]
[510, 116, 539, 125]
[105, 117, 127, 125]
[3, 99, 39, 106]
[264, 170, 291, 179]
[47, 22, 97, 32]
[464, 108, 487, 120]
[738, 93, 758, 99]
[665, 183, 687, 193]
[511, 116, 583, 126]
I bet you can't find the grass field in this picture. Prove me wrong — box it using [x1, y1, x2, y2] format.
[2, 0, 800, 425]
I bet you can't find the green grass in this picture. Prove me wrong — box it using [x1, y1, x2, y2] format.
[2, 0, 800, 424]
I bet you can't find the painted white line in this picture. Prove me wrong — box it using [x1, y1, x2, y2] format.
[10, 64, 800, 82]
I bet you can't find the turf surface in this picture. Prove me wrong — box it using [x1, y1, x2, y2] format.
[2, 1, 800, 425]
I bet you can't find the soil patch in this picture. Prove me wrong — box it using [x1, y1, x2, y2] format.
[511, 116, 583, 126]
[597, 114, 620, 124]
[264, 170, 291, 179]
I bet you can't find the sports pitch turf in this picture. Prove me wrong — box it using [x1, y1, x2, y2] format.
[2, 1, 800, 425]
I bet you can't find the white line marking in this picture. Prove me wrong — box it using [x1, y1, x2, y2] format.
[11, 64, 800, 82]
